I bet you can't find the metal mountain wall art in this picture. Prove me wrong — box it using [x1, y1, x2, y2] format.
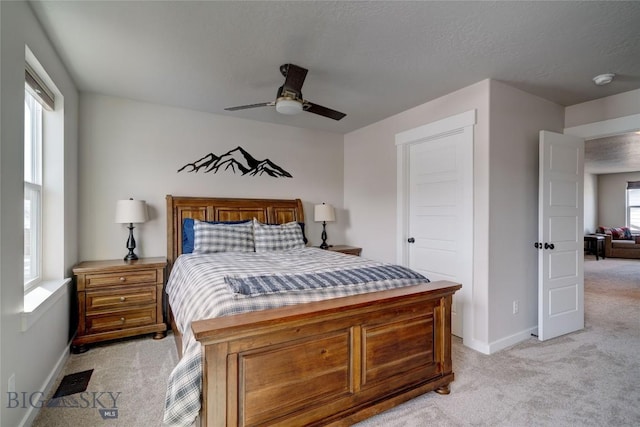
[178, 146, 292, 178]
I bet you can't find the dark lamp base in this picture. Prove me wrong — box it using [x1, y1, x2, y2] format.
[124, 252, 138, 261]
[319, 221, 329, 250]
[124, 223, 138, 261]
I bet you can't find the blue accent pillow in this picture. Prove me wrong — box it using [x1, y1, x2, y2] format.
[298, 222, 308, 244]
[182, 218, 251, 254]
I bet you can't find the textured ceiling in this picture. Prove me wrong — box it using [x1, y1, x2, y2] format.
[30, 1, 640, 135]
[586, 132, 640, 175]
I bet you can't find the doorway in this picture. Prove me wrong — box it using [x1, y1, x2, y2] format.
[396, 110, 475, 340]
[565, 114, 640, 233]
[564, 114, 640, 322]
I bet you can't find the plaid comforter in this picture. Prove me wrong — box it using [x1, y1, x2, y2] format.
[163, 247, 430, 426]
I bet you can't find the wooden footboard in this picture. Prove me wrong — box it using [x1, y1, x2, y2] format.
[192, 281, 461, 427]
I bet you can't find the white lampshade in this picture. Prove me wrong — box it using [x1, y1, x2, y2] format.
[114, 199, 148, 224]
[276, 98, 303, 115]
[314, 203, 335, 222]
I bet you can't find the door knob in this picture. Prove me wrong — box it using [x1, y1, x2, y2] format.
[407, 237, 415, 243]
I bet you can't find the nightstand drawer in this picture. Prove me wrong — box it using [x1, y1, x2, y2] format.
[85, 269, 158, 288]
[86, 307, 156, 334]
[86, 286, 157, 312]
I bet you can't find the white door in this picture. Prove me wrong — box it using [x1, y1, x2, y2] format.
[396, 111, 474, 339]
[538, 131, 585, 341]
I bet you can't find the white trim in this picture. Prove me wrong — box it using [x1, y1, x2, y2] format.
[487, 326, 538, 354]
[395, 109, 476, 146]
[628, 188, 640, 231]
[467, 327, 539, 355]
[564, 113, 640, 140]
[462, 338, 491, 355]
[395, 110, 476, 265]
[22, 278, 71, 331]
[396, 109, 476, 345]
[17, 343, 70, 427]
[395, 145, 410, 265]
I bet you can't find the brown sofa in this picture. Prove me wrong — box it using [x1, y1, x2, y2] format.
[604, 233, 640, 259]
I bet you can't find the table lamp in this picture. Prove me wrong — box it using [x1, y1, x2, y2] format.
[314, 203, 335, 249]
[115, 198, 148, 261]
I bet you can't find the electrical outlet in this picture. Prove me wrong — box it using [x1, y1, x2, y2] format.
[8, 373, 15, 393]
[513, 300, 519, 315]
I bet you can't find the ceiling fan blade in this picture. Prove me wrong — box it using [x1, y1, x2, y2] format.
[281, 64, 308, 95]
[304, 102, 346, 121]
[224, 102, 274, 111]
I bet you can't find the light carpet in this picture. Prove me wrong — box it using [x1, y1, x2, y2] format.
[31, 334, 178, 426]
[32, 255, 640, 426]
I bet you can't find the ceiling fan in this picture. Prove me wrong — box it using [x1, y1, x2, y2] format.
[224, 64, 346, 121]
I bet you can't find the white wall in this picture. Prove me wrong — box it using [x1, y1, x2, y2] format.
[344, 79, 566, 354]
[344, 80, 492, 351]
[598, 172, 640, 228]
[564, 89, 640, 232]
[0, 2, 79, 426]
[78, 94, 345, 261]
[565, 88, 640, 128]
[344, 80, 490, 261]
[487, 80, 565, 347]
[584, 174, 598, 233]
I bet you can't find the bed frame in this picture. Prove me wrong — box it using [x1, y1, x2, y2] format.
[166, 195, 461, 427]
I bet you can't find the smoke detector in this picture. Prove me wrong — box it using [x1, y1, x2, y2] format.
[592, 73, 615, 86]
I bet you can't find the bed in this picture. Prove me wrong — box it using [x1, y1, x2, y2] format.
[164, 195, 461, 427]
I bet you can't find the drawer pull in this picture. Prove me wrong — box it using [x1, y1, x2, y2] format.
[119, 277, 126, 282]
[120, 317, 125, 323]
[120, 297, 126, 302]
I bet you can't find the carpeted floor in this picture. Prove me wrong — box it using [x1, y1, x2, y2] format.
[32, 255, 640, 426]
[32, 334, 179, 426]
[356, 255, 640, 427]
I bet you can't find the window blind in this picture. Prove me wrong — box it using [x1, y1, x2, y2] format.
[627, 181, 640, 190]
[25, 63, 55, 110]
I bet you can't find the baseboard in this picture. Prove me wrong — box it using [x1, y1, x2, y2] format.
[462, 337, 491, 355]
[462, 326, 537, 355]
[18, 343, 70, 427]
[487, 326, 537, 354]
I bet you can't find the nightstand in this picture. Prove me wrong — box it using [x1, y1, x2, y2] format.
[326, 245, 362, 256]
[71, 257, 167, 353]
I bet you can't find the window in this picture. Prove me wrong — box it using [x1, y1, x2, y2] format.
[24, 64, 54, 289]
[627, 181, 640, 232]
[24, 91, 43, 288]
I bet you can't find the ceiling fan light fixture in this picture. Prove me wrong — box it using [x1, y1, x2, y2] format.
[276, 98, 303, 115]
[592, 73, 615, 86]
[225, 64, 345, 120]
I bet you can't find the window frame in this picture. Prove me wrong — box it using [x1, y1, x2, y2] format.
[627, 181, 640, 232]
[24, 90, 44, 290]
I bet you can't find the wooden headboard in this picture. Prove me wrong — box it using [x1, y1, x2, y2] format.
[165, 195, 304, 271]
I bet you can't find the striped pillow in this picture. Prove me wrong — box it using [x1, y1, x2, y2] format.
[182, 218, 251, 253]
[253, 218, 305, 252]
[193, 220, 254, 253]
